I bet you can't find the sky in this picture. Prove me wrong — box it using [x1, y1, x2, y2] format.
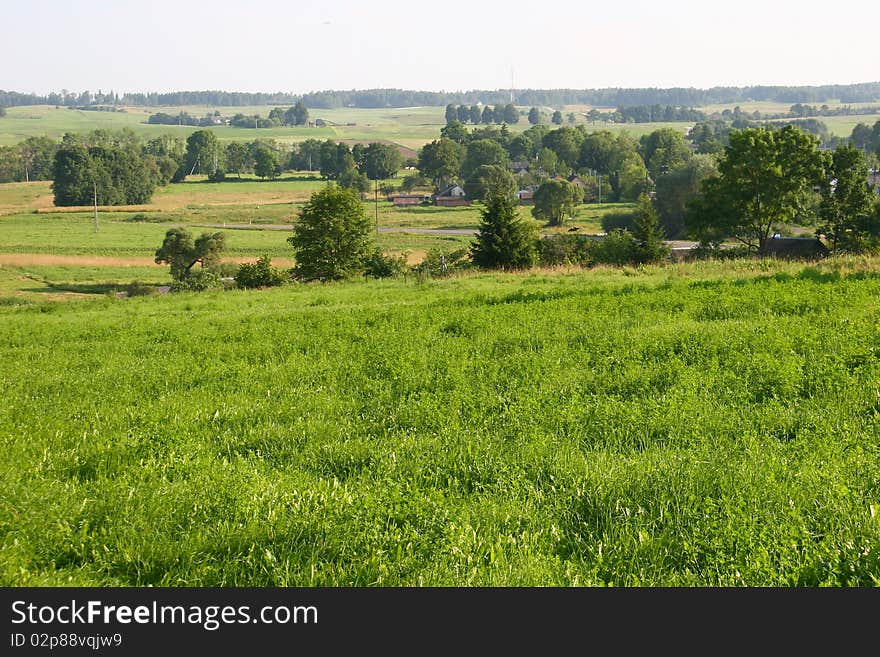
[3, 0, 879, 95]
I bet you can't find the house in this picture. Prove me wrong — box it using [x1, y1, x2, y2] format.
[433, 184, 470, 207]
[761, 236, 829, 260]
[516, 189, 534, 205]
[314, 118, 327, 127]
[567, 174, 587, 189]
[509, 161, 530, 175]
[389, 194, 427, 207]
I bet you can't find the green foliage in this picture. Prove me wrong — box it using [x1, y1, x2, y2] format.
[528, 107, 541, 125]
[411, 246, 470, 278]
[470, 194, 539, 270]
[182, 130, 223, 179]
[252, 146, 281, 180]
[537, 233, 592, 266]
[362, 142, 403, 181]
[288, 185, 374, 281]
[818, 144, 878, 253]
[686, 126, 826, 252]
[632, 193, 670, 264]
[154, 227, 226, 281]
[418, 138, 464, 190]
[532, 179, 581, 226]
[235, 255, 288, 289]
[601, 209, 639, 233]
[654, 154, 719, 239]
[51, 142, 158, 206]
[463, 164, 516, 202]
[363, 250, 409, 278]
[461, 139, 509, 181]
[590, 229, 640, 265]
[551, 110, 563, 125]
[640, 128, 692, 179]
[169, 269, 221, 292]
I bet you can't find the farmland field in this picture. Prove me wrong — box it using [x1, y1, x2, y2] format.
[2, 256, 880, 585]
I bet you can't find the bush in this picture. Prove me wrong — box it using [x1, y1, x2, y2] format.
[411, 247, 471, 278]
[590, 229, 640, 266]
[235, 256, 288, 289]
[125, 280, 158, 297]
[537, 234, 592, 266]
[363, 250, 409, 278]
[170, 270, 222, 293]
[600, 209, 639, 233]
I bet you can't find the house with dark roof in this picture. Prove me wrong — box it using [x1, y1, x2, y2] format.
[433, 184, 470, 207]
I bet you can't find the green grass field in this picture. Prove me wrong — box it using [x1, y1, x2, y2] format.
[2, 256, 879, 585]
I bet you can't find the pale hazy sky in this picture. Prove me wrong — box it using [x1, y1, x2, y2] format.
[3, 0, 878, 95]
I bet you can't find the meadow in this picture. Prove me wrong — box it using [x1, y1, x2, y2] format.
[0, 178, 635, 299]
[1, 256, 879, 585]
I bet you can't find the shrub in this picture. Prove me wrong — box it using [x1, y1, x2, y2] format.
[235, 256, 288, 289]
[537, 234, 592, 266]
[411, 247, 471, 278]
[170, 270, 222, 293]
[363, 250, 409, 278]
[125, 280, 158, 297]
[600, 209, 639, 233]
[590, 229, 640, 266]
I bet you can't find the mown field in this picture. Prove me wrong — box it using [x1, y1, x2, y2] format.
[1, 256, 879, 585]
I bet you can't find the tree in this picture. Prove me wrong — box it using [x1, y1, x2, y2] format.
[542, 126, 584, 170]
[503, 104, 519, 124]
[363, 142, 403, 181]
[461, 139, 509, 181]
[654, 154, 719, 239]
[253, 145, 281, 179]
[440, 120, 469, 145]
[640, 128, 692, 180]
[224, 141, 252, 178]
[291, 101, 309, 126]
[417, 138, 463, 190]
[528, 107, 541, 125]
[463, 164, 516, 202]
[818, 144, 877, 252]
[468, 105, 481, 125]
[551, 110, 563, 125]
[470, 193, 538, 269]
[445, 104, 458, 125]
[155, 227, 225, 281]
[52, 143, 158, 206]
[236, 255, 288, 289]
[686, 126, 826, 252]
[180, 130, 222, 179]
[579, 130, 617, 173]
[457, 105, 470, 124]
[288, 185, 373, 281]
[481, 106, 495, 124]
[632, 193, 669, 263]
[337, 152, 370, 196]
[0, 107, 6, 118]
[532, 179, 581, 226]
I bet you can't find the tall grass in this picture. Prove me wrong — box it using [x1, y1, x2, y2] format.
[1, 258, 879, 585]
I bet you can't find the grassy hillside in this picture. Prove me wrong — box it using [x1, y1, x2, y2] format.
[2, 257, 879, 585]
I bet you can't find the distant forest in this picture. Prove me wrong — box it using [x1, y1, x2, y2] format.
[2, 82, 880, 109]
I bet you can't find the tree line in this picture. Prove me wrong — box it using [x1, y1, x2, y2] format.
[4, 82, 880, 110]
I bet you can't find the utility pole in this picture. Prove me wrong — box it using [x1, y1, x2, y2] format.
[375, 178, 379, 234]
[93, 181, 99, 232]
